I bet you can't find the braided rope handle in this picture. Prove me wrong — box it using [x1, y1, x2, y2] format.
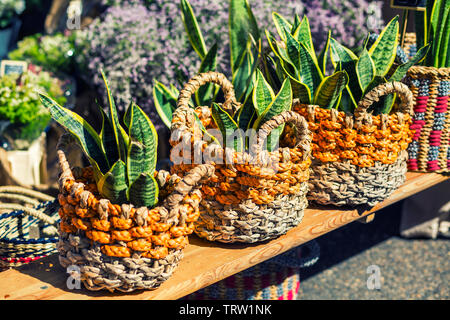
[176, 71, 240, 114]
[0, 186, 55, 203]
[252, 111, 311, 160]
[0, 202, 57, 226]
[355, 81, 414, 119]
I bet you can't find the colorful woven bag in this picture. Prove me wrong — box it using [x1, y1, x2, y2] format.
[404, 66, 450, 173]
[56, 134, 214, 292]
[0, 186, 58, 268]
[170, 72, 312, 244]
[183, 240, 320, 300]
[291, 82, 414, 207]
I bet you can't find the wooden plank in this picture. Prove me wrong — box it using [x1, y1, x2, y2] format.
[0, 172, 447, 300]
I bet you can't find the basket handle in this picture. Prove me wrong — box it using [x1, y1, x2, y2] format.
[251, 111, 311, 161]
[176, 71, 240, 114]
[355, 81, 414, 119]
[163, 163, 215, 209]
[0, 202, 57, 226]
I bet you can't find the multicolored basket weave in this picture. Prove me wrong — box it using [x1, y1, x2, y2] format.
[56, 134, 214, 292]
[183, 240, 320, 300]
[290, 82, 414, 207]
[0, 186, 58, 268]
[170, 72, 312, 244]
[404, 66, 450, 173]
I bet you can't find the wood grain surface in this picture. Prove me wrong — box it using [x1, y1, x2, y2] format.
[0, 172, 447, 300]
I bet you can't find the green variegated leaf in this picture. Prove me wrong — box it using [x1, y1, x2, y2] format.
[272, 12, 292, 41]
[298, 42, 323, 96]
[229, 0, 260, 73]
[252, 79, 292, 151]
[127, 103, 158, 185]
[313, 71, 348, 109]
[99, 106, 119, 166]
[97, 160, 128, 204]
[318, 31, 331, 75]
[329, 38, 361, 101]
[232, 38, 258, 102]
[236, 95, 256, 132]
[127, 172, 159, 208]
[288, 74, 311, 104]
[39, 93, 109, 174]
[356, 48, 375, 93]
[296, 15, 315, 57]
[180, 0, 207, 59]
[196, 43, 218, 106]
[212, 102, 243, 151]
[253, 69, 275, 116]
[291, 14, 301, 35]
[101, 70, 128, 162]
[389, 44, 430, 82]
[284, 29, 301, 70]
[339, 85, 358, 114]
[263, 54, 282, 90]
[153, 81, 177, 129]
[368, 16, 399, 77]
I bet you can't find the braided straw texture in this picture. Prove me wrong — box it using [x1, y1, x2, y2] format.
[184, 241, 320, 300]
[56, 134, 214, 292]
[404, 65, 450, 173]
[402, 32, 417, 59]
[0, 188, 58, 268]
[170, 72, 312, 243]
[291, 82, 414, 207]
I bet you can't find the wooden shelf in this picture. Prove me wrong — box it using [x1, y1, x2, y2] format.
[0, 172, 447, 300]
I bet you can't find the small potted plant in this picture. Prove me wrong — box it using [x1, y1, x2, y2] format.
[40, 71, 214, 292]
[403, 0, 450, 173]
[0, 0, 25, 59]
[0, 65, 66, 186]
[264, 14, 425, 207]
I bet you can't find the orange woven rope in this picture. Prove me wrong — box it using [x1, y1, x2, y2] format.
[57, 168, 195, 258]
[292, 106, 414, 167]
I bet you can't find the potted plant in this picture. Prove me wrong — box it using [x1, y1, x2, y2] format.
[0, 66, 66, 186]
[40, 71, 214, 292]
[264, 14, 425, 207]
[0, 0, 25, 58]
[404, 0, 450, 173]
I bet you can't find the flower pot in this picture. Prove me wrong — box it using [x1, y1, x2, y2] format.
[55, 134, 214, 292]
[292, 82, 414, 207]
[170, 72, 312, 244]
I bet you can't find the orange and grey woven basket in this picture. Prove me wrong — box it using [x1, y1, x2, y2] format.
[291, 82, 414, 207]
[56, 134, 214, 292]
[170, 72, 312, 243]
[0, 187, 58, 268]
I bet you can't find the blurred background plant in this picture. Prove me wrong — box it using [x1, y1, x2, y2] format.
[0, 66, 67, 150]
[0, 0, 25, 29]
[77, 0, 384, 123]
[8, 32, 76, 75]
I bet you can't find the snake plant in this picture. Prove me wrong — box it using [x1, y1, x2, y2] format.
[414, 0, 449, 68]
[265, 14, 430, 115]
[153, 0, 261, 129]
[39, 71, 160, 208]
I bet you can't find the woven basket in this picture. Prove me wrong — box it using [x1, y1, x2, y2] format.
[0, 186, 58, 268]
[291, 82, 414, 207]
[403, 66, 450, 173]
[183, 240, 320, 300]
[56, 134, 214, 292]
[402, 32, 417, 59]
[170, 72, 312, 244]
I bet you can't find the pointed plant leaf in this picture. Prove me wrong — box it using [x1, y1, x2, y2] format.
[313, 71, 348, 109]
[127, 172, 159, 208]
[39, 93, 109, 174]
[196, 43, 218, 106]
[296, 15, 315, 58]
[298, 42, 323, 96]
[318, 31, 331, 75]
[97, 160, 128, 204]
[180, 0, 207, 59]
[127, 103, 158, 185]
[272, 12, 292, 41]
[389, 44, 430, 82]
[356, 48, 375, 94]
[153, 81, 177, 129]
[368, 16, 399, 77]
[99, 107, 119, 166]
[229, 0, 260, 73]
[211, 102, 243, 151]
[253, 69, 275, 116]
